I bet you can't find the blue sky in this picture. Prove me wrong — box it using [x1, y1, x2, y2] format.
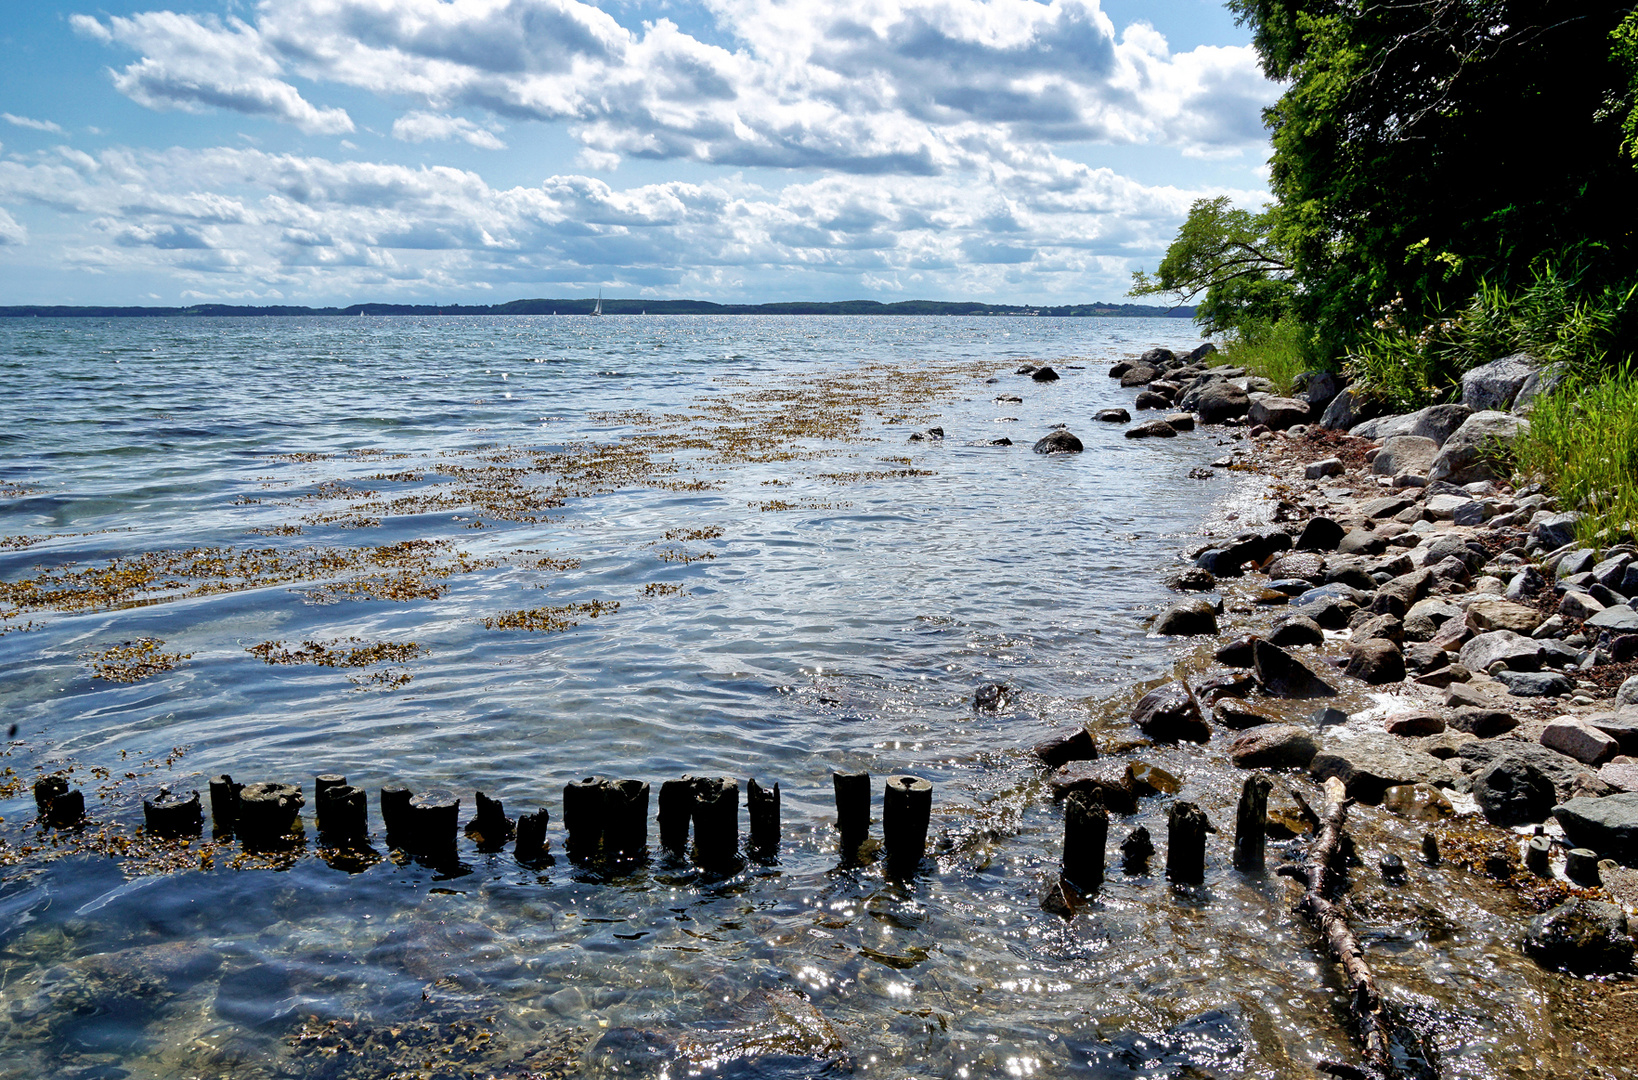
[0, 0, 1275, 306]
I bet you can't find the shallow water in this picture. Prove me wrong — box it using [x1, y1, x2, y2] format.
[0, 315, 1616, 1079]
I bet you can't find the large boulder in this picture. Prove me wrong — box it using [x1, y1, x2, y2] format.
[1130, 682, 1210, 744]
[1248, 396, 1311, 431]
[1369, 435, 1439, 477]
[1230, 724, 1318, 769]
[1459, 630, 1544, 674]
[1525, 900, 1634, 975]
[1465, 597, 1541, 635]
[1195, 382, 1251, 424]
[1512, 362, 1570, 415]
[1351, 403, 1474, 446]
[1343, 639, 1406, 684]
[1309, 732, 1445, 802]
[1554, 793, 1638, 865]
[1033, 430, 1084, 454]
[1252, 639, 1338, 698]
[1295, 370, 1344, 411]
[1120, 364, 1161, 387]
[1473, 756, 1558, 825]
[1154, 599, 1218, 636]
[1461, 353, 1538, 412]
[1319, 388, 1385, 431]
[1459, 738, 1602, 803]
[1428, 411, 1529, 485]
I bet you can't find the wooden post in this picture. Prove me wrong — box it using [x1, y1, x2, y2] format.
[46, 788, 85, 827]
[33, 774, 68, 815]
[318, 783, 367, 847]
[314, 774, 346, 833]
[883, 774, 932, 872]
[143, 789, 202, 838]
[238, 782, 303, 848]
[380, 785, 412, 847]
[1524, 835, 1551, 877]
[1062, 789, 1107, 890]
[563, 776, 608, 861]
[407, 790, 459, 857]
[515, 808, 549, 863]
[1567, 847, 1601, 885]
[1233, 774, 1272, 872]
[209, 775, 243, 834]
[465, 791, 515, 852]
[690, 777, 740, 870]
[1420, 831, 1440, 865]
[1120, 826, 1154, 873]
[1165, 801, 1211, 884]
[657, 777, 695, 853]
[601, 779, 650, 863]
[832, 771, 870, 853]
[747, 778, 780, 857]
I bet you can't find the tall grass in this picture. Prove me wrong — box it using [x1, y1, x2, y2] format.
[1214, 314, 1319, 394]
[1514, 368, 1638, 543]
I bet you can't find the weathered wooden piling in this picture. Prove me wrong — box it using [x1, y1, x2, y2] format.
[465, 791, 515, 852]
[515, 808, 550, 863]
[33, 774, 68, 816]
[406, 789, 459, 856]
[563, 776, 608, 861]
[1524, 835, 1551, 877]
[1061, 789, 1107, 890]
[1566, 847, 1601, 886]
[657, 777, 695, 853]
[1233, 774, 1272, 872]
[238, 782, 304, 847]
[883, 774, 933, 872]
[209, 775, 243, 833]
[1165, 801, 1211, 884]
[314, 774, 346, 832]
[747, 778, 780, 857]
[46, 788, 85, 827]
[1121, 826, 1154, 873]
[143, 789, 202, 838]
[380, 784, 412, 846]
[601, 779, 651, 863]
[1420, 831, 1440, 865]
[318, 783, 368, 847]
[832, 771, 870, 852]
[690, 777, 741, 870]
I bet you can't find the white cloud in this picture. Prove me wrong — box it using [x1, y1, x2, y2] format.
[392, 111, 507, 150]
[0, 207, 26, 245]
[3, 113, 65, 133]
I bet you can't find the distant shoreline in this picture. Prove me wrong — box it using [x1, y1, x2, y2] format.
[0, 298, 1194, 319]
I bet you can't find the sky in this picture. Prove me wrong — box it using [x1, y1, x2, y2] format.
[0, 0, 1278, 307]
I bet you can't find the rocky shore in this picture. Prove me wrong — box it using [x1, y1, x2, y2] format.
[1049, 344, 1638, 977]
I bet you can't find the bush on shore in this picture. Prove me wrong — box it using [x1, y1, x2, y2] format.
[1515, 368, 1638, 544]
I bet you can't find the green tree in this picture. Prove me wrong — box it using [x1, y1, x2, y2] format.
[1129, 196, 1293, 336]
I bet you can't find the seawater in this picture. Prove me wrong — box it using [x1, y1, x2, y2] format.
[0, 315, 1609, 1079]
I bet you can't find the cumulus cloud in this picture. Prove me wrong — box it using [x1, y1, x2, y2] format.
[77, 0, 1272, 167]
[0, 207, 27, 245]
[3, 113, 65, 133]
[392, 111, 507, 149]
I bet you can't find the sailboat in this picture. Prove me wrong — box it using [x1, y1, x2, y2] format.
[590, 289, 603, 317]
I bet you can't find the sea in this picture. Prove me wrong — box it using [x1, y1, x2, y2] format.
[0, 315, 1604, 1079]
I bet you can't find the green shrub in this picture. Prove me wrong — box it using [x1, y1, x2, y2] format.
[1514, 368, 1638, 543]
[1215, 314, 1320, 395]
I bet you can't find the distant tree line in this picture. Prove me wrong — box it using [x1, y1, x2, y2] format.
[0, 299, 1195, 319]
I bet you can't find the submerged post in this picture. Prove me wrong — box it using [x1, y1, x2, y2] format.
[833, 771, 870, 853]
[143, 788, 204, 839]
[563, 776, 608, 862]
[1121, 826, 1154, 873]
[1233, 774, 1272, 873]
[406, 789, 459, 857]
[747, 778, 780, 857]
[318, 783, 368, 847]
[380, 784, 412, 847]
[210, 775, 243, 835]
[515, 808, 550, 863]
[1166, 801, 1211, 885]
[465, 791, 515, 852]
[1062, 789, 1107, 890]
[238, 782, 303, 848]
[691, 776, 740, 870]
[601, 779, 651, 863]
[657, 777, 696, 853]
[883, 774, 933, 873]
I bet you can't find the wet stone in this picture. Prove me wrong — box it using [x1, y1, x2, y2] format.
[1229, 725, 1317, 770]
[1130, 682, 1209, 743]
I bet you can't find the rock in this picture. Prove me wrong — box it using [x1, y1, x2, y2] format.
[1215, 636, 1258, 667]
[1556, 548, 1597, 579]
[1212, 699, 1270, 730]
[1512, 362, 1570, 415]
[1424, 493, 1474, 521]
[1139, 347, 1177, 367]
[1541, 719, 1619, 765]
[1505, 567, 1547, 601]
[1034, 727, 1098, 769]
[1295, 516, 1346, 552]
[1319, 388, 1384, 431]
[974, 682, 1012, 712]
[1386, 713, 1446, 737]
[1381, 782, 1454, 819]
[1125, 419, 1178, 439]
[1466, 597, 1541, 635]
[1370, 436, 1439, 477]
[1559, 590, 1606, 620]
[1195, 382, 1251, 423]
[1033, 430, 1084, 454]
[1337, 529, 1391, 557]
[1362, 495, 1417, 519]
[1120, 364, 1161, 387]
[988, 437, 1013, 446]
[1197, 527, 1292, 577]
[1230, 725, 1318, 769]
[1268, 614, 1326, 648]
[1593, 553, 1633, 590]
[1554, 793, 1638, 864]
[1428, 411, 1530, 485]
[1474, 755, 1559, 826]
[1134, 389, 1170, 409]
[1296, 370, 1344, 411]
[1095, 408, 1130, 422]
[1048, 761, 1139, 814]
[1031, 366, 1060, 382]
[1451, 707, 1518, 738]
[1620, 675, 1638, 707]
[1196, 670, 1257, 702]
[1525, 899, 1634, 975]
[1186, 343, 1218, 363]
[1252, 639, 1338, 698]
[1310, 732, 1445, 802]
[1248, 397, 1310, 430]
[1371, 569, 1431, 617]
[1460, 738, 1602, 803]
[1429, 555, 1473, 587]
[1345, 639, 1406, 684]
[1154, 599, 1219, 636]
[1405, 641, 1451, 674]
[1589, 709, 1638, 754]
[1165, 412, 1196, 431]
[1130, 682, 1210, 743]
[1589, 607, 1638, 633]
[1267, 551, 1326, 582]
[1601, 762, 1638, 793]
[1354, 613, 1405, 645]
[1498, 670, 1573, 697]
[907, 426, 944, 442]
[1532, 512, 1582, 550]
[1169, 567, 1216, 591]
[1461, 352, 1538, 412]
[1353, 404, 1474, 446]
[1459, 630, 1543, 674]
[1305, 458, 1345, 479]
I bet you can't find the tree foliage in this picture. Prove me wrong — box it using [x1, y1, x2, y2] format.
[1130, 197, 1293, 335]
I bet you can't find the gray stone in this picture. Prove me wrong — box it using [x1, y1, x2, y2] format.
[1309, 732, 1445, 802]
[1556, 548, 1597, 579]
[1165, 413, 1196, 432]
[1459, 630, 1544, 674]
[1119, 363, 1160, 387]
[1451, 500, 1489, 527]
[1428, 411, 1529, 485]
[1134, 389, 1170, 410]
[1268, 614, 1326, 648]
[1533, 512, 1582, 551]
[1588, 708, 1638, 755]
[1344, 639, 1406, 684]
[1601, 762, 1638, 793]
[1473, 755, 1558, 825]
[1194, 382, 1250, 424]
[1524, 899, 1634, 975]
[1619, 675, 1638, 707]
[1505, 567, 1547, 601]
[1337, 529, 1391, 556]
[1296, 370, 1344, 411]
[1154, 599, 1218, 636]
[1554, 793, 1638, 865]
[1230, 724, 1319, 769]
[1451, 707, 1518, 738]
[1267, 551, 1326, 582]
[1424, 493, 1474, 520]
[1560, 590, 1606, 620]
[1352, 403, 1475, 446]
[1461, 353, 1538, 412]
[1252, 639, 1337, 698]
[1497, 670, 1573, 697]
[1352, 613, 1405, 644]
[1305, 458, 1344, 480]
[1248, 396, 1311, 431]
[1033, 430, 1084, 454]
[1542, 719, 1619, 765]
[1361, 495, 1416, 519]
[1511, 362, 1570, 416]
[1466, 597, 1541, 635]
[1094, 408, 1130, 422]
[1125, 419, 1178, 439]
[1588, 607, 1638, 633]
[1320, 388, 1384, 431]
[1296, 517, 1345, 552]
[1130, 682, 1210, 743]
[1370, 436, 1439, 477]
[1460, 738, 1600, 802]
[1593, 554, 1633, 590]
